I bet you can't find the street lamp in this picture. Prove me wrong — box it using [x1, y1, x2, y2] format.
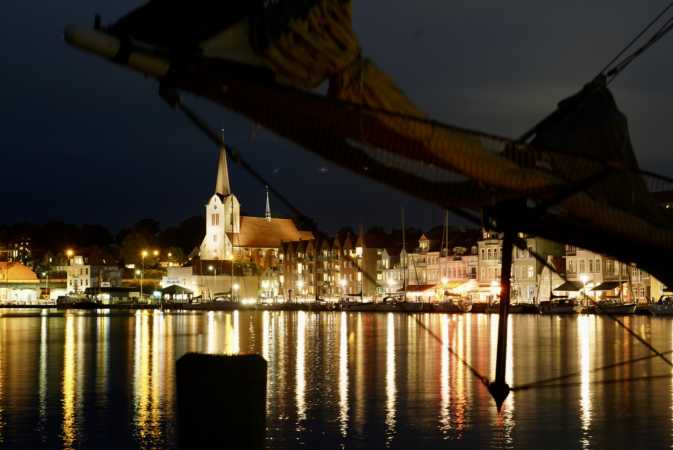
[579, 273, 590, 306]
[297, 280, 305, 301]
[208, 265, 217, 300]
[140, 250, 148, 302]
[42, 271, 49, 300]
[233, 282, 240, 302]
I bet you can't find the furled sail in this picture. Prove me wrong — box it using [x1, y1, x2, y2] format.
[65, 0, 673, 285]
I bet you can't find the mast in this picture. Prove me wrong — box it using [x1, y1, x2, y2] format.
[618, 260, 623, 303]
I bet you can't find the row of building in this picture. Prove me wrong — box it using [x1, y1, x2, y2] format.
[156, 146, 665, 305]
[273, 229, 660, 304]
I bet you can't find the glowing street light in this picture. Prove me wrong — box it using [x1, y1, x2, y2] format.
[140, 250, 149, 301]
[441, 276, 449, 285]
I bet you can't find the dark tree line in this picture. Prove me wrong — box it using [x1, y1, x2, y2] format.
[0, 216, 206, 267]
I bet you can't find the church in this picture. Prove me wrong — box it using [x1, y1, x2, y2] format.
[198, 147, 314, 268]
[163, 146, 313, 300]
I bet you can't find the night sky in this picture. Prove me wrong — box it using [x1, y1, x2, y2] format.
[3, 1, 673, 233]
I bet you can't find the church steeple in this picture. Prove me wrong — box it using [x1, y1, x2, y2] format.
[265, 185, 272, 222]
[215, 146, 231, 196]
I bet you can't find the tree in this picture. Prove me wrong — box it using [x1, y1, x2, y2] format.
[120, 232, 149, 266]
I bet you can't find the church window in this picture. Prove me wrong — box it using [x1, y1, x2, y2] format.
[212, 214, 219, 226]
[213, 234, 217, 242]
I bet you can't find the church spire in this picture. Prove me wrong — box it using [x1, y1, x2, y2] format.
[265, 185, 272, 222]
[215, 147, 231, 198]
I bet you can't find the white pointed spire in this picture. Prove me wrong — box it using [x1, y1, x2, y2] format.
[215, 128, 231, 196]
[265, 185, 272, 222]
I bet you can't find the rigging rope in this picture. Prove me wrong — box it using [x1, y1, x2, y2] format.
[599, 0, 673, 76]
[602, 0, 673, 82]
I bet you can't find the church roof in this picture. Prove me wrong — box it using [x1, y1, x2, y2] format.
[231, 216, 314, 248]
[215, 147, 231, 197]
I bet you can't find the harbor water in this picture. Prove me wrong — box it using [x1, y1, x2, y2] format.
[0, 309, 672, 449]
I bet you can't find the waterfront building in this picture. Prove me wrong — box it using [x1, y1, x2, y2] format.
[0, 262, 40, 303]
[477, 230, 503, 302]
[477, 231, 563, 303]
[62, 255, 122, 295]
[565, 245, 651, 303]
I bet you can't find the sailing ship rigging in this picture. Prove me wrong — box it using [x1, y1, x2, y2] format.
[64, 0, 673, 408]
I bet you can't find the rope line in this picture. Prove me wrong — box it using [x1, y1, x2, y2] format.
[515, 374, 673, 391]
[603, 1, 673, 82]
[413, 316, 491, 387]
[512, 350, 673, 391]
[599, 0, 673, 76]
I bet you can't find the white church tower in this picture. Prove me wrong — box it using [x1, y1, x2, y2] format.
[199, 147, 240, 260]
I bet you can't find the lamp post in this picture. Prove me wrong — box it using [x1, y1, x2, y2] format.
[297, 279, 305, 302]
[339, 278, 347, 302]
[141, 250, 148, 302]
[579, 273, 590, 306]
[208, 265, 216, 300]
[42, 271, 49, 300]
[233, 282, 240, 302]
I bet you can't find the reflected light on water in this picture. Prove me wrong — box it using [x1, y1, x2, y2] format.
[232, 311, 240, 354]
[578, 315, 592, 449]
[62, 314, 76, 449]
[385, 313, 396, 446]
[134, 311, 152, 443]
[439, 314, 451, 435]
[296, 311, 306, 423]
[38, 314, 48, 435]
[338, 311, 349, 437]
[207, 311, 216, 354]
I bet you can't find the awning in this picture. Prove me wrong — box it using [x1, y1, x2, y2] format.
[400, 284, 437, 293]
[553, 281, 583, 292]
[591, 281, 621, 291]
[161, 284, 193, 295]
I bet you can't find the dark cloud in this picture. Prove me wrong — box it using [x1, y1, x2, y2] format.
[2, 1, 673, 232]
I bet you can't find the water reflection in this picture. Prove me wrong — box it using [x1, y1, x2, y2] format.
[578, 315, 592, 449]
[439, 315, 451, 435]
[62, 314, 76, 449]
[0, 311, 671, 449]
[385, 313, 396, 446]
[38, 314, 48, 438]
[338, 311, 348, 437]
[296, 311, 306, 424]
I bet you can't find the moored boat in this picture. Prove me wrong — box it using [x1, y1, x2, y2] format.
[649, 296, 673, 316]
[594, 300, 637, 315]
[539, 298, 579, 315]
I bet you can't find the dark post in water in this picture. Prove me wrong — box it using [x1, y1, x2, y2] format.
[176, 353, 267, 450]
[489, 230, 513, 410]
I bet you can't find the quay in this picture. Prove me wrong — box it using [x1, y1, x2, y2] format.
[0, 301, 657, 315]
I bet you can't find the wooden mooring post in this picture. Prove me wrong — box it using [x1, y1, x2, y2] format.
[177, 353, 267, 450]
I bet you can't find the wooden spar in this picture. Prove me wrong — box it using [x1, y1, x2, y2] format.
[489, 229, 514, 410]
